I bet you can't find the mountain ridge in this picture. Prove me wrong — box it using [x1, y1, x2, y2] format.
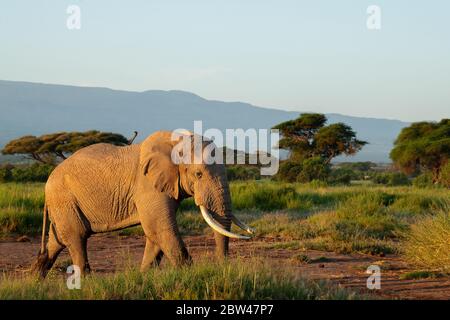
[0, 80, 409, 162]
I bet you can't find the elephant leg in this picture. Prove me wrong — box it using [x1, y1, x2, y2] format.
[138, 196, 192, 267]
[213, 216, 231, 259]
[32, 223, 65, 279]
[155, 231, 191, 267]
[140, 238, 164, 272]
[66, 235, 90, 275]
[140, 217, 192, 267]
[141, 220, 191, 267]
[51, 201, 91, 275]
[214, 232, 230, 259]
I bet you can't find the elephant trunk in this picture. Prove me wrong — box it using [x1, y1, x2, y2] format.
[199, 180, 254, 239]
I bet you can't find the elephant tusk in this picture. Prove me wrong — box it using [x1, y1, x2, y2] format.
[231, 215, 255, 234]
[199, 206, 251, 240]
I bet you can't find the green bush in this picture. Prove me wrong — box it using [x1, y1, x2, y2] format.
[373, 173, 389, 185]
[328, 168, 354, 185]
[0, 164, 14, 182]
[0, 163, 54, 183]
[277, 157, 330, 183]
[439, 162, 450, 188]
[276, 161, 303, 182]
[412, 173, 434, 188]
[10, 164, 54, 182]
[336, 162, 376, 172]
[334, 192, 404, 240]
[297, 157, 330, 183]
[226, 165, 260, 181]
[388, 173, 410, 186]
[373, 172, 410, 186]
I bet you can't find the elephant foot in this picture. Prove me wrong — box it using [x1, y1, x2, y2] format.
[31, 250, 50, 280]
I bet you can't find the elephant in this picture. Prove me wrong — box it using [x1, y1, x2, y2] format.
[32, 130, 254, 279]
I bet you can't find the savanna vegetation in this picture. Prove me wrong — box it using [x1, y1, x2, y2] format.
[1, 181, 448, 277]
[0, 258, 361, 300]
[2, 130, 132, 165]
[273, 113, 367, 183]
[0, 117, 448, 299]
[391, 119, 450, 183]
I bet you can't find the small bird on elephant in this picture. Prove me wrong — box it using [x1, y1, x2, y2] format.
[32, 130, 254, 279]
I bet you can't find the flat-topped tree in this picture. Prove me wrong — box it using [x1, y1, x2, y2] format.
[274, 113, 367, 163]
[273, 113, 367, 182]
[274, 113, 326, 158]
[2, 130, 130, 165]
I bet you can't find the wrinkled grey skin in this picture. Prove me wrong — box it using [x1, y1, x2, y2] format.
[32, 131, 235, 278]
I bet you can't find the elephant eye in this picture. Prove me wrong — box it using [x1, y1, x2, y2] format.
[195, 171, 203, 179]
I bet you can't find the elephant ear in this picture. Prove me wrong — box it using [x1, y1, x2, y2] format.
[140, 132, 180, 199]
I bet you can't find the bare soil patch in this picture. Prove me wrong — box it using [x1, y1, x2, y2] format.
[1, 234, 449, 300]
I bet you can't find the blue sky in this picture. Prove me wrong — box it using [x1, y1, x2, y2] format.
[0, 0, 449, 121]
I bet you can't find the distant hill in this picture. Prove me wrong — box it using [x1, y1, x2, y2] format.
[0, 80, 409, 162]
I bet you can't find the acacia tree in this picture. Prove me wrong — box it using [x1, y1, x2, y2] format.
[273, 113, 367, 182]
[390, 119, 450, 183]
[274, 113, 327, 160]
[2, 130, 130, 165]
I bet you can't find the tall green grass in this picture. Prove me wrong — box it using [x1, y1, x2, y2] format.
[1, 181, 448, 257]
[0, 258, 361, 300]
[403, 212, 450, 273]
[0, 183, 44, 235]
[247, 185, 448, 254]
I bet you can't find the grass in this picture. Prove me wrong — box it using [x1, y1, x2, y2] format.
[402, 211, 450, 274]
[0, 258, 361, 300]
[1, 181, 448, 300]
[1, 181, 449, 258]
[0, 183, 44, 236]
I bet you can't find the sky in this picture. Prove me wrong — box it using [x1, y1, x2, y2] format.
[0, 0, 449, 122]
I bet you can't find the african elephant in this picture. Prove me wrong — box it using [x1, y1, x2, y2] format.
[32, 130, 254, 278]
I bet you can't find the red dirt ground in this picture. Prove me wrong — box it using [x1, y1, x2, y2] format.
[1, 234, 449, 300]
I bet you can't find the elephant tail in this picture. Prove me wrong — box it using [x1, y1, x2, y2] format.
[40, 203, 48, 254]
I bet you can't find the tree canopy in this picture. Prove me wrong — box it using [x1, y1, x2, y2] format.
[274, 113, 367, 164]
[2, 130, 130, 165]
[272, 113, 367, 183]
[390, 119, 450, 182]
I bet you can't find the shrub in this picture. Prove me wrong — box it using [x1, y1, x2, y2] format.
[10, 163, 54, 182]
[373, 172, 410, 186]
[277, 157, 331, 183]
[403, 212, 450, 273]
[0, 164, 14, 182]
[387, 172, 410, 186]
[276, 161, 303, 182]
[335, 192, 404, 239]
[297, 157, 330, 183]
[308, 179, 328, 188]
[328, 168, 354, 185]
[337, 162, 376, 172]
[226, 165, 260, 181]
[412, 173, 434, 188]
[0, 163, 54, 183]
[439, 162, 450, 188]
